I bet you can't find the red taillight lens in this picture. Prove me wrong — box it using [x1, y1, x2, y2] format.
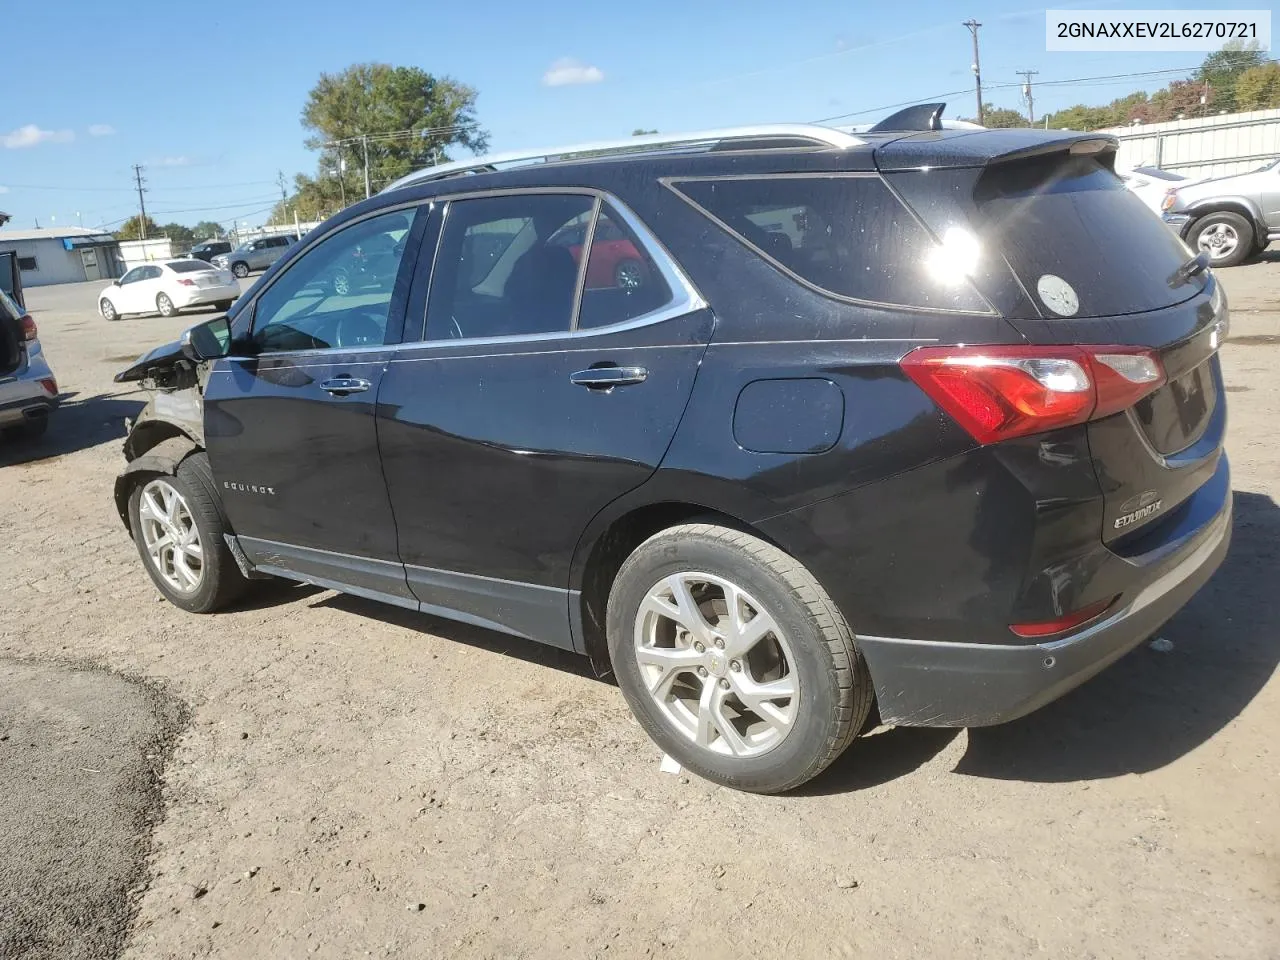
[177, 278, 196, 286]
[901, 344, 1165, 445]
[1010, 596, 1117, 638]
[20, 314, 37, 341]
[39, 377, 57, 395]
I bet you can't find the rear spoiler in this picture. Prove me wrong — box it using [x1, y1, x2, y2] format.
[873, 128, 1119, 171]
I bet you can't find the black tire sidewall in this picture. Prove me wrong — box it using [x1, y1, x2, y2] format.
[232, 262, 249, 278]
[1192, 212, 1253, 267]
[607, 533, 851, 793]
[127, 461, 235, 613]
[100, 299, 117, 321]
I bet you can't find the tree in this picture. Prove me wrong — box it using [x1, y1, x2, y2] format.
[115, 215, 160, 241]
[1235, 62, 1280, 111]
[1195, 42, 1266, 113]
[302, 63, 489, 195]
[159, 222, 196, 250]
[193, 220, 224, 240]
[632, 128, 658, 136]
[981, 106, 1029, 128]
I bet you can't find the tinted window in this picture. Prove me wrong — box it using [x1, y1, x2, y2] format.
[143, 266, 163, 280]
[425, 194, 593, 341]
[577, 203, 674, 329]
[671, 175, 988, 312]
[252, 209, 414, 353]
[168, 260, 213, 273]
[120, 267, 145, 284]
[971, 155, 1195, 318]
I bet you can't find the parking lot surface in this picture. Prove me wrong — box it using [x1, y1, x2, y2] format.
[1, 271, 1277, 959]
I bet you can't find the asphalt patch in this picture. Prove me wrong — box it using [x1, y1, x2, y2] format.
[0, 660, 185, 960]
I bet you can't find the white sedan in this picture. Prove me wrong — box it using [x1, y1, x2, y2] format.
[99, 260, 241, 321]
[1118, 166, 1200, 215]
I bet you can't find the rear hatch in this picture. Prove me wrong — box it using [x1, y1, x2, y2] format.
[883, 133, 1227, 545]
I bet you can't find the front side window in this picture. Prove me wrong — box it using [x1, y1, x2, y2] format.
[250, 208, 415, 353]
[120, 267, 144, 284]
[425, 194, 593, 341]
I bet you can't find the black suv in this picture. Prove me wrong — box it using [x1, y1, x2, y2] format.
[188, 240, 232, 263]
[114, 111, 1231, 793]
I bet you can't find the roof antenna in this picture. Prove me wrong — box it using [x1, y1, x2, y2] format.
[868, 103, 946, 133]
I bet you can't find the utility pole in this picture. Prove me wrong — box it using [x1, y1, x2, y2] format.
[361, 135, 371, 199]
[1017, 69, 1039, 124]
[963, 19, 984, 126]
[277, 170, 289, 205]
[132, 164, 148, 240]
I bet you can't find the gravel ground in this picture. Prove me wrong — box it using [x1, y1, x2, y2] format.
[0, 266, 1277, 959]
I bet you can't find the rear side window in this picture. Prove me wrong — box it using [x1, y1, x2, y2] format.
[578, 204, 673, 329]
[669, 175, 989, 313]
[968, 155, 1196, 318]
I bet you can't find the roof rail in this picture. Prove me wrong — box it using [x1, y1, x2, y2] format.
[382, 124, 865, 194]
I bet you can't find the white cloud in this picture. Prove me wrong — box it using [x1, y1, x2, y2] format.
[2, 124, 75, 148]
[156, 156, 191, 167]
[542, 58, 604, 87]
[88, 124, 116, 137]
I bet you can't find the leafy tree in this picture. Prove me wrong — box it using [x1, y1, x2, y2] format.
[115, 215, 160, 241]
[632, 128, 658, 136]
[1195, 42, 1266, 113]
[159, 222, 196, 250]
[1235, 62, 1280, 111]
[981, 106, 1029, 128]
[193, 220, 224, 240]
[302, 63, 489, 195]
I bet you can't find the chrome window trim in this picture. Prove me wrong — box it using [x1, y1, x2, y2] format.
[661, 172, 999, 318]
[404, 186, 706, 349]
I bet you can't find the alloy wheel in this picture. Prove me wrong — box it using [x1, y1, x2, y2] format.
[615, 260, 644, 290]
[1198, 223, 1239, 261]
[633, 572, 799, 758]
[137, 478, 203, 594]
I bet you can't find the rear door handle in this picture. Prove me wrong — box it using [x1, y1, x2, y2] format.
[320, 376, 371, 396]
[570, 366, 648, 389]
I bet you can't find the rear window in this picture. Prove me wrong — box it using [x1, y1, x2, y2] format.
[168, 260, 214, 273]
[970, 156, 1195, 318]
[668, 175, 990, 313]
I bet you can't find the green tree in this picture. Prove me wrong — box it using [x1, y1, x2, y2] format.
[981, 105, 1030, 128]
[115, 215, 160, 241]
[193, 220, 224, 240]
[1195, 41, 1266, 113]
[159, 222, 196, 250]
[302, 63, 489, 195]
[1234, 62, 1280, 111]
[632, 128, 658, 136]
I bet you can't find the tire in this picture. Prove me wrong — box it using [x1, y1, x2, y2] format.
[231, 262, 250, 279]
[614, 258, 645, 290]
[331, 269, 351, 296]
[1190, 211, 1254, 268]
[214, 300, 234, 312]
[100, 298, 118, 321]
[127, 452, 248, 613]
[606, 523, 873, 793]
[156, 292, 177, 317]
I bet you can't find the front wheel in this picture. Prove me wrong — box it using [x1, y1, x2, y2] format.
[231, 262, 250, 279]
[607, 523, 873, 793]
[100, 298, 118, 321]
[127, 452, 248, 613]
[156, 292, 177, 317]
[1191, 211, 1254, 268]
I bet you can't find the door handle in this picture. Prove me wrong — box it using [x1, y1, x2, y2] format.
[320, 376, 371, 396]
[570, 366, 648, 389]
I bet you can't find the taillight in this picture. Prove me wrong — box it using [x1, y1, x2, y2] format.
[20, 314, 37, 341]
[39, 377, 57, 395]
[177, 278, 196, 286]
[1161, 189, 1177, 212]
[1009, 596, 1116, 638]
[901, 344, 1166, 444]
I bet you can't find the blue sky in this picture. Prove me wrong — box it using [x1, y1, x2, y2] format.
[0, 0, 1243, 231]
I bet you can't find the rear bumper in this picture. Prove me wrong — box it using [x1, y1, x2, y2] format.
[859, 468, 1232, 727]
[171, 284, 239, 308]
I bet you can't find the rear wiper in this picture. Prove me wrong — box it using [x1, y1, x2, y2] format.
[1168, 251, 1210, 288]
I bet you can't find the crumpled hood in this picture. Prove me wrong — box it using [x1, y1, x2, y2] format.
[113, 338, 187, 383]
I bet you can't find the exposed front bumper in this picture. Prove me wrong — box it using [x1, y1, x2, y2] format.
[858, 469, 1232, 727]
[1162, 212, 1192, 236]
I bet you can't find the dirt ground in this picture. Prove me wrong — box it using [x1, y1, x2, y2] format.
[1, 266, 1277, 960]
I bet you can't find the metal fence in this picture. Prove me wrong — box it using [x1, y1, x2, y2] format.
[1102, 108, 1280, 177]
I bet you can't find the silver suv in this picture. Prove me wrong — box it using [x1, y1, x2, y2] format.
[0, 287, 58, 440]
[212, 235, 295, 278]
[1162, 158, 1280, 266]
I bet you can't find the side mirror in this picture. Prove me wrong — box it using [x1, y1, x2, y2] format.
[181, 315, 232, 362]
[111, 279, 120, 286]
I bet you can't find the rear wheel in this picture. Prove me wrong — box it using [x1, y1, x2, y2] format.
[607, 523, 873, 793]
[231, 262, 250, 279]
[156, 293, 177, 317]
[100, 298, 118, 321]
[214, 300, 234, 312]
[127, 452, 248, 613]
[1190, 211, 1254, 267]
